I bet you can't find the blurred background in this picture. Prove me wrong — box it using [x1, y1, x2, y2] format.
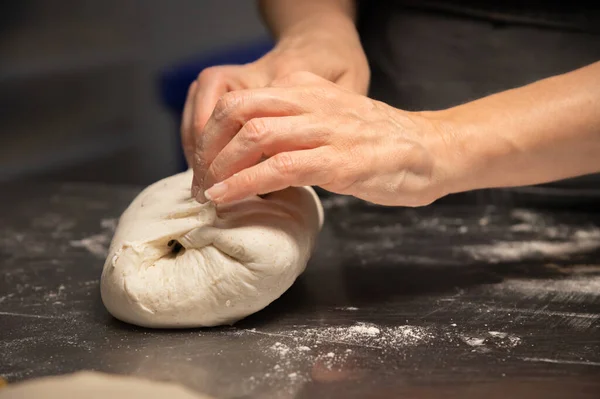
[0, 0, 272, 186]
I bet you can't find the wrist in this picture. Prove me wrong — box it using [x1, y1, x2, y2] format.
[260, 15, 368, 91]
[415, 108, 491, 197]
[278, 11, 357, 41]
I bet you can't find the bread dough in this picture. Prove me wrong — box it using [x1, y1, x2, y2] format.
[0, 371, 211, 398]
[100, 169, 323, 328]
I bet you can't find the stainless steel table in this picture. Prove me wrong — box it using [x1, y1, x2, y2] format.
[1, 182, 599, 398]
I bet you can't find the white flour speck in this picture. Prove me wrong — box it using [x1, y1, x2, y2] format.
[270, 342, 290, 357]
[348, 323, 380, 336]
[335, 306, 359, 311]
[100, 218, 118, 231]
[70, 234, 110, 257]
[461, 336, 486, 347]
[463, 233, 600, 263]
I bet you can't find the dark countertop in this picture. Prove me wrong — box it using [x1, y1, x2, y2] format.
[0, 182, 599, 398]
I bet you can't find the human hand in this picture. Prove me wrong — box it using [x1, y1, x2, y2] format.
[180, 20, 369, 167]
[193, 72, 453, 207]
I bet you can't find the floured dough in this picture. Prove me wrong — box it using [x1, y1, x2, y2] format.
[100, 169, 323, 328]
[0, 371, 211, 399]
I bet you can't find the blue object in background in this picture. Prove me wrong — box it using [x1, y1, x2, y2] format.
[159, 39, 274, 171]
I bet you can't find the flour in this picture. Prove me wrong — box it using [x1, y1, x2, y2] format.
[100, 218, 118, 232]
[348, 324, 380, 336]
[464, 239, 600, 262]
[270, 342, 291, 357]
[241, 322, 522, 393]
[497, 275, 600, 300]
[321, 195, 357, 209]
[462, 226, 600, 263]
[461, 207, 600, 263]
[245, 322, 433, 352]
[70, 234, 110, 257]
[460, 331, 521, 352]
[335, 306, 359, 311]
[511, 209, 544, 225]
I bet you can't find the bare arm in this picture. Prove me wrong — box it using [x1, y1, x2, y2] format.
[258, 0, 357, 40]
[255, 0, 368, 94]
[440, 61, 600, 194]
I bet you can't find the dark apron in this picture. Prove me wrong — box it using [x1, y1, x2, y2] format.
[357, 1, 600, 205]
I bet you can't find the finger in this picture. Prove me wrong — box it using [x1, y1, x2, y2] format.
[190, 68, 232, 198]
[204, 148, 334, 204]
[181, 81, 197, 167]
[192, 67, 235, 134]
[204, 116, 329, 189]
[195, 87, 308, 192]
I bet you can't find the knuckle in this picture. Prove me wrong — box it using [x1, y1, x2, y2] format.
[213, 92, 240, 120]
[234, 171, 255, 191]
[271, 153, 297, 177]
[197, 66, 220, 82]
[191, 116, 204, 133]
[289, 70, 316, 82]
[206, 162, 222, 183]
[241, 118, 268, 144]
[193, 153, 205, 171]
[272, 71, 316, 87]
[313, 86, 336, 101]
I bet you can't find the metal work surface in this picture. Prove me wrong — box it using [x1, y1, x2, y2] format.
[1, 183, 599, 398]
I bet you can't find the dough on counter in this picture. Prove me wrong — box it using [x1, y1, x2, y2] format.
[100, 169, 323, 328]
[0, 371, 211, 399]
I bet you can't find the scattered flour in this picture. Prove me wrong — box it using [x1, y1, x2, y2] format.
[462, 337, 485, 347]
[496, 275, 600, 300]
[460, 207, 600, 263]
[69, 218, 119, 257]
[242, 322, 523, 392]
[270, 342, 291, 357]
[321, 195, 357, 209]
[348, 324, 380, 336]
[463, 234, 600, 263]
[247, 322, 434, 353]
[335, 306, 359, 311]
[69, 234, 110, 257]
[100, 218, 118, 231]
[461, 331, 521, 352]
[281, 322, 433, 350]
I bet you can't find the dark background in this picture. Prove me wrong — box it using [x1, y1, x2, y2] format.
[0, 0, 269, 187]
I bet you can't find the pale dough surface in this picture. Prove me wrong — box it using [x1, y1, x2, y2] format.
[0, 371, 211, 399]
[100, 169, 323, 328]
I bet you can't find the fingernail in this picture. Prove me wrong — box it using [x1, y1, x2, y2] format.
[204, 182, 227, 202]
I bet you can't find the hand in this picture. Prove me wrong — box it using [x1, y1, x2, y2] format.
[194, 72, 452, 207]
[180, 20, 369, 167]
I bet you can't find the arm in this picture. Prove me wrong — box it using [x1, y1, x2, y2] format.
[439, 61, 600, 194]
[189, 0, 369, 198]
[255, 0, 369, 94]
[198, 62, 600, 206]
[258, 0, 357, 40]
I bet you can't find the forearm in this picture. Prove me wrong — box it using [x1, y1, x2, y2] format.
[439, 61, 600, 194]
[257, 0, 356, 40]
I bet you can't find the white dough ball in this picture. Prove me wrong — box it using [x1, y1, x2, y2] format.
[100, 170, 323, 328]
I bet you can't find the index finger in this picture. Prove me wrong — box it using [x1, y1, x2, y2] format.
[190, 68, 233, 198]
[194, 88, 307, 199]
[203, 148, 333, 204]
